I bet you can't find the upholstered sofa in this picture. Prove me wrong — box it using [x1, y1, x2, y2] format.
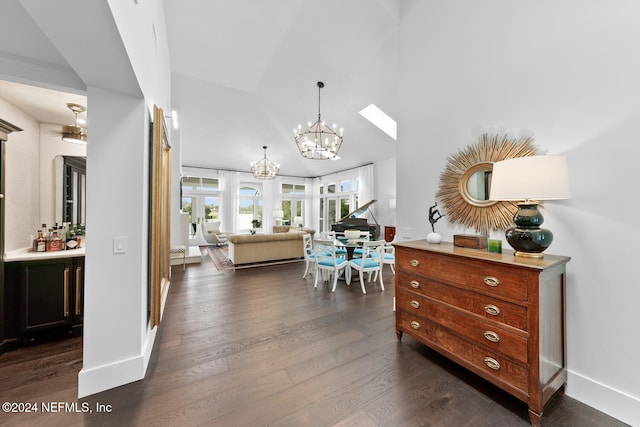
[227, 229, 315, 265]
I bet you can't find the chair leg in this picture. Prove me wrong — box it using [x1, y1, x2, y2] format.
[331, 269, 339, 292]
[359, 271, 367, 294]
[314, 268, 321, 288]
[379, 269, 385, 291]
[302, 260, 310, 278]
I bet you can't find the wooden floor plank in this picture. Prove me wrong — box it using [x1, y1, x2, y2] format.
[0, 256, 629, 427]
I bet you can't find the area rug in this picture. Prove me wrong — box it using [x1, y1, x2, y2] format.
[206, 246, 303, 271]
[206, 246, 236, 271]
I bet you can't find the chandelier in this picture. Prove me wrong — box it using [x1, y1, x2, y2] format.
[294, 81, 343, 160]
[251, 145, 280, 179]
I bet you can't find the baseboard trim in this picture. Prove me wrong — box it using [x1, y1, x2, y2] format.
[0, 338, 19, 355]
[77, 327, 157, 398]
[77, 354, 145, 398]
[566, 370, 640, 426]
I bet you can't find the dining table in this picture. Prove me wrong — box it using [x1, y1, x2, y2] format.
[331, 237, 369, 260]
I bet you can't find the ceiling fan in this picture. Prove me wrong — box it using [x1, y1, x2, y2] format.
[61, 103, 87, 144]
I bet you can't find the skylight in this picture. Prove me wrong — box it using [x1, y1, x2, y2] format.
[359, 104, 397, 140]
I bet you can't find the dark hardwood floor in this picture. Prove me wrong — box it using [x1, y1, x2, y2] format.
[0, 252, 629, 427]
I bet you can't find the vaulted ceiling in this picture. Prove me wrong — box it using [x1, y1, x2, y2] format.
[1, 0, 402, 177]
[164, 0, 401, 177]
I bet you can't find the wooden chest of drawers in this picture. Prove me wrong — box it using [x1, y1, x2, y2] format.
[394, 240, 570, 426]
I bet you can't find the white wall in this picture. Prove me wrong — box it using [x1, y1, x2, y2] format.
[79, 1, 171, 397]
[375, 157, 397, 231]
[14, 0, 172, 397]
[397, 1, 640, 424]
[0, 97, 39, 252]
[0, 97, 86, 253]
[79, 88, 152, 397]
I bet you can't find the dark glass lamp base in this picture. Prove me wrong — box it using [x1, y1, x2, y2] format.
[504, 203, 554, 259]
[505, 227, 553, 258]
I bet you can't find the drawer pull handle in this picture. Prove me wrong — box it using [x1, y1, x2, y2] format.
[484, 330, 500, 343]
[410, 280, 420, 289]
[409, 259, 420, 267]
[484, 276, 500, 287]
[410, 300, 420, 309]
[484, 304, 501, 316]
[484, 357, 501, 370]
[410, 321, 421, 330]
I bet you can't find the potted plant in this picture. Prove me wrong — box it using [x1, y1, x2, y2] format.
[250, 219, 262, 234]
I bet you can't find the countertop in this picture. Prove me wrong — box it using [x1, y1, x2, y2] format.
[3, 246, 85, 262]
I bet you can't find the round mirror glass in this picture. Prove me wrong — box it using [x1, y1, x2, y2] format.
[467, 171, 490, 200]
[459, 162, 495, 207]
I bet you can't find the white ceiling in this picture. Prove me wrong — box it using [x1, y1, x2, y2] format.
[0, 0, 401, 177]
[0, 80, 87, 127]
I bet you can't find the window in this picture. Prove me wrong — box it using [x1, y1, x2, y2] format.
[181, 177, 199, 191]
[204, 196, 220, 221]
[181, 196, 195, 236]
[328, 199, 337, 229]
[281, 182, 305, 225]
[340, 197, 350, 219]
[181, 176, 221, 225]
[239, 184, 263, 231]
[201, 178, 219, 191]
[318, 176, 359, 233]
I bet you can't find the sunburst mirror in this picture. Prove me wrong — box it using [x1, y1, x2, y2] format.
[436, 133, 539, 235]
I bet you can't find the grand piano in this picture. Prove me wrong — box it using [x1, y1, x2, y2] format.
[331, 199, 380, 239]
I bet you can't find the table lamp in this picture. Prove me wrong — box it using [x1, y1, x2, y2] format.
[293, 216, 304, 229]
[489, 155, 570, 258]
[273, 209, 284, 226]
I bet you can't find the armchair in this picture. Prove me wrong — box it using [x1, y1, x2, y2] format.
[200, 221, 229, 246]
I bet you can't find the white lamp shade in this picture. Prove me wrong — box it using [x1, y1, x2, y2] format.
[490, 155, 571, 201]
[272, 209, 284, 218]
[293, 216, 304, 226]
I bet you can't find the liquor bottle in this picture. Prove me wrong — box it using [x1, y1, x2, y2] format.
[60, 224, 68, 250]
[66, 226, 78, 249]
[47, 229, 63, 252]
[36, 230, 47, 252]
[39, 224, 47, 247]
[74, 224, 83, 248]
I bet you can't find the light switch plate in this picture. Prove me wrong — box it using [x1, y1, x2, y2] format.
[113, 236, 128, 254]
[402, 227, 412, 239]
